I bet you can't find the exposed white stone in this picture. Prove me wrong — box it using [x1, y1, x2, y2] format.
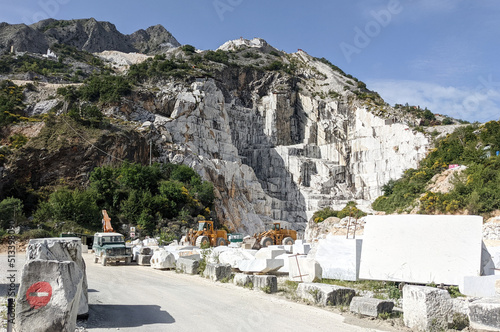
[238, 259, 284, 274]
[308, 235, 361, 281]
[150, 249, 176, 270]
[360, 215, 483, 285]
[234, 273, 254, 287]
[15, 260, 83, 332]
[349, 297, 394, 317]
[468, 298, 500, 331]
[461, 275, 500, 298]
[275, 253, 295, 273]
[402, 285, 452, 332]
[296, 283, 355, 306]
[496, 279, 500, 297]
[288, 256, 322, 283]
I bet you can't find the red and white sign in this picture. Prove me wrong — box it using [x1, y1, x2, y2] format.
[26, 281, 52, 309]
[130, 232, 136, 238]
[449, 164, 459, 170]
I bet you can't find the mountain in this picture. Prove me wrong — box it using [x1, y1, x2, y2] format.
[0, 19, 451, 235]
[0, 18, 180, 54]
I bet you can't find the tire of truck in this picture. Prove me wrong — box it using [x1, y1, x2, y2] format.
[101, 256, 107, 266]
[283, 237, 294, 246]
[196, 236, 210, 247]
[216, 237, 226, 247]
[260, 237, 273, 248]
[125, 257, 131, 265]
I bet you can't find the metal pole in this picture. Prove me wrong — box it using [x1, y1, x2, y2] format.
[149, 140, 152, 166]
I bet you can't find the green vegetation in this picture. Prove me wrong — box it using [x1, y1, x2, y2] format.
[373, 122, 500, 214]
[315, 57, 347, 76]
[312, 201, 367, 223]
[128, 57, 192, 82]
[79, 74, 131, 103]
[203, 50, 229, 64]
[0, 54, 69, 76]
[0, 80, 26, 126]
[0, 162, 215, 239]
[181, 44, 196, 54]
[41, 20, 75, 32]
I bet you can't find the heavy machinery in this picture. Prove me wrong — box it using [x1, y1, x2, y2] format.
[252, 222, 297, 248]
[185, 220, 229, 247]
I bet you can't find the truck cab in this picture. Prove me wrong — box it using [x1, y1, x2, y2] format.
[93, 232, 132, 266]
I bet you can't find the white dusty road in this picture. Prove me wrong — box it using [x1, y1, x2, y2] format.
[81, 253, 390, 332]
[1, 252, 395, 332]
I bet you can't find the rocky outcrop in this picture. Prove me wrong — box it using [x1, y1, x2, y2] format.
[0, 19, 180, 54]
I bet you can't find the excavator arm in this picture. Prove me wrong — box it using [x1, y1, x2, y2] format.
[102, 210, 114, 233]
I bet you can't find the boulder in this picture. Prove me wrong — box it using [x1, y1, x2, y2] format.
[137, 254, 152, 266]
[308, 235, 362, 281]
[252, 275, 277, 293]
[403, 285, 452, 332]
[26, 237, 88, 317]
[238, 259, 284, 274]
[150, 249, 176, 270]
[255, 248, 286, 259]
[176, 258, 199, 274]
[349, 297, 394, 317]
[468, 298, 500, 331]
[15, 260, 83, 332]
[461, 275, 500, 298]
[139, 247, 152, 255]
[289, 256, 322, 283]
[204, 263, 232, 282]
[296, 283, 355, 306]
[219, 249, 255, 268]
[234, 273, 254, 287]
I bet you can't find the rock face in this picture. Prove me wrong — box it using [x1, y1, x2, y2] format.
[15, 259, 83, 332]
[142, 53, 429, 234]
[0, 19, 180, 54]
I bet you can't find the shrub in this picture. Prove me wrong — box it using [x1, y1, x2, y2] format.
[181, 44, 196, 54]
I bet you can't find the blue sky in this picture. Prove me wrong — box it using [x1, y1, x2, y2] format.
[1, 0, 499, 122]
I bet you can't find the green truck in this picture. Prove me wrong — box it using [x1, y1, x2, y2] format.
[92, 232, 132, 266]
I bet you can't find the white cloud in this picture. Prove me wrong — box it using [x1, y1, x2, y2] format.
[366, 79, 500, 123]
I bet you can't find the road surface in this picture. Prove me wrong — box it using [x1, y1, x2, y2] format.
[82, 253, 389, 332]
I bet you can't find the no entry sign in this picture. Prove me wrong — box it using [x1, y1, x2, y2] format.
[26, 281, 52, 309]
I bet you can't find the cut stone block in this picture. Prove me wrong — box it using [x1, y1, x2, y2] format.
[460, 275, 500, 298]
[360, 215, 483, 285]
[255, 248, 286, 259]
[284, 244, 293, 253]
[238, 259, 284, 274]
[81, 244, 88, 253]
[289, 256, 322, 283]
[309, 235, 362, 281]
[293, 243, 311, 255]
[219, 249, 255, 268]
[350, 297, 394, 317]
[468, 298, 500, 331]
[15, 260, 83, 332]
[403, 285, 452, 332]
[137, 254, 152, 266]
[150, 250, 176, 270]
[132, 246, 141, 261]
[176, 258, 199, 275]
[275, 253, 294, 273]
[296, 283, 355, 306]
[27, 237, 88, 317]
[204, 263, 232, 282]
[234, 273, 254, 287]
[252, 275, 278, 293]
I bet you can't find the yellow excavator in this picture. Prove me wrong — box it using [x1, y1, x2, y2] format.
[251, 222, 297, 248]
[185, 220, 229, 247]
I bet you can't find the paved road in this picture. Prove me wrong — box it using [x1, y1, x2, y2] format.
[82, 253, 387, 332]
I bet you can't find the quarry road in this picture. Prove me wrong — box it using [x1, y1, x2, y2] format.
[82, 253, 389, 332]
